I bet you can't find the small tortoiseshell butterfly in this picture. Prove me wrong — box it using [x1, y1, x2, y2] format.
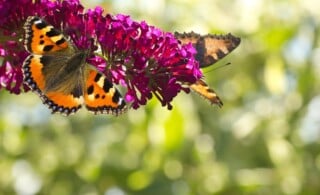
[175, 32, 241, 106]
[22, 16, 126, 116]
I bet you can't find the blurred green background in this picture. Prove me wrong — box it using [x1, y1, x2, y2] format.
[1, 0, 320, 194]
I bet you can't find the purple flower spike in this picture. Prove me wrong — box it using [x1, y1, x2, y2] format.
[94, 14, 202, 109]
[0, 0, 202, 110]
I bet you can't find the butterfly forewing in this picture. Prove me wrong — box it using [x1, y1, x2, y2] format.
[174, 31, 240, 68]
[84, 70, 126, 115]
[24, 16, 70, 54]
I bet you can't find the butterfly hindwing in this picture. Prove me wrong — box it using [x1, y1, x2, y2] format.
[23, 54, 84, 115]
[175, 31, 240, 68]
[23, 54, 46, 94]
[41, 90, 83, 115]
[84, 70, 126, 115]
[189, 79, 223, 107]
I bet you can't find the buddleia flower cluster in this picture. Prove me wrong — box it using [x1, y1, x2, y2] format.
[0, 0, 202, 110]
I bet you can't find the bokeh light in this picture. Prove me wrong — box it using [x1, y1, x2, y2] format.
[1, 0, 320, 194]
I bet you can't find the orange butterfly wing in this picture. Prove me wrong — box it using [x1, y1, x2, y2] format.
[189, 79, 223, 107]
[84, 70, 126, 115]
[175, 32, 240, 68]
[24, 16, 69, 54]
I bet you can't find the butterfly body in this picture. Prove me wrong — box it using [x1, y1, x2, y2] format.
[23, 16, 126, 116]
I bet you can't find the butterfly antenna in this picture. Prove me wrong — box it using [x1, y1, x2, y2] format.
[203, 62, 232, 73]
